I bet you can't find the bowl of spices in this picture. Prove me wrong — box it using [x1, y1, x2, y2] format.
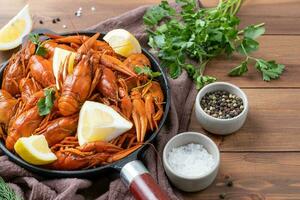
[163, 132, 220, 192]
[195, 82, 248, 135]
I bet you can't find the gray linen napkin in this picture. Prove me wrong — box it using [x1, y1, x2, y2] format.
[0, 5, 197, 200]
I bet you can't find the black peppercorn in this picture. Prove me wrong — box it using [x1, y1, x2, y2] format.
[226, 180, 233, 187]
[39, 20, 43, 24]
[219, 193, 226, 199]
[52, 19, 56, 24]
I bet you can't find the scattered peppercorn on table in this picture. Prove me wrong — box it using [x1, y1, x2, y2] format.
[1, 0, 300, 199]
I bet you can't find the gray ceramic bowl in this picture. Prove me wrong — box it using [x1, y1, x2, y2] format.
[195, 82, 248, 135]
[163, 132, 220, 192]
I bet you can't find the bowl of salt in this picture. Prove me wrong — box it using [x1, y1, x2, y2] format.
[163, 132, 220, 192]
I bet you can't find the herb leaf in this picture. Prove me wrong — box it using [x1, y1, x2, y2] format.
[28, 33, 40, 45]
[134, 66, 161, 79]
[37, 88, 56, 116]
[244, 25, 265, 39]
[28, 33, 48, 57]
[237, 38, 259, 55]
[0, 177, 22, 200]
[168, 64, 181, 79]
[35, 46, 48, 57]
[255, 59, 285, 81]
[229, 60, 248, 76]
[196, 75, 216, 90]
[143, 0, 175, 26]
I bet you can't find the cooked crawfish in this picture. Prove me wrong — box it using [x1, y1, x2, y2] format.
[58, 55, 93, 116]
[43, 40, 75, 60]
[0, 90, 18, 127]
[35, 115, 78, 146]
[131, 89, 148, 142]
[19, 77, 42, 103]
[48, 151, 111, 170]
[97, 67, 118, 101]
[2, 52, 27, 96]
[23, 40, 36, 62]
[77, 33, 100, 54]
[28, 55, 56, 87]
[123, 53, 151, 71]
[118, 78, 132, 119]
[101, 54, 137, 77]
[57, 35, 89, 44]
[45, 34, 90, 45]
[142, 81, 164, 130]
[107, 144, 142, 163]
[78, 141, 122, 154]
[6, 106, 43, 151]
[48, 138, 122, 170]
[23, 90, 44, 111]
[93, 41, 116, 56]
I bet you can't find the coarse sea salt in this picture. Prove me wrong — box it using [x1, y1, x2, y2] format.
[167, 143, 215, 177]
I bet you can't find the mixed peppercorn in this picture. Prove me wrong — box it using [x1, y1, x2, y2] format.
[201, 90, 244, 119]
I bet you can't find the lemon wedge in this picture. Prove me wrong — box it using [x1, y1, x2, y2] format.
[14, 135, 57, 165]
[52, 47, 77, 89]
[0, 5, 33, 50]
[78, 101, 133, 146]
[103, 29, 141, 57]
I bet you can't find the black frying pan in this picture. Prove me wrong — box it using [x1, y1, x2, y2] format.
[0, 30, 171, 200]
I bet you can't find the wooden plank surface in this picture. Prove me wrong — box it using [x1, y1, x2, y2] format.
[202, 0, 300, 35]
[0, 0, 299, 34]
[0, 0, 160, 31]
[184, 153, 300, 200]
[205, 35, 300, 88]
[0, 0, 300, 199]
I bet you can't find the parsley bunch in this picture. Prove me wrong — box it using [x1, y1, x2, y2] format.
[143, 0, 285, 89]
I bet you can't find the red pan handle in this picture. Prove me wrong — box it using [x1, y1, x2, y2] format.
[120, 160, 170, 200]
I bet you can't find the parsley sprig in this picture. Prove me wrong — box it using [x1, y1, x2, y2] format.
[134, 66, 161, 79]
[143, 0, 285, 89]
[37, 88, 56, 116]
[229, 25, 284, 80]
[28, 33, 48, 57]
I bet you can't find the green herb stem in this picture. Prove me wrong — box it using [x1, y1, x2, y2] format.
[240, 43, 249, 57]
[199, 60, 209, 76]
[233, 0, 243, 15]
[238, 22, 265, 34]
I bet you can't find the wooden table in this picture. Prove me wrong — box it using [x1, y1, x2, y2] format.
[1, 0, 300, 199]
